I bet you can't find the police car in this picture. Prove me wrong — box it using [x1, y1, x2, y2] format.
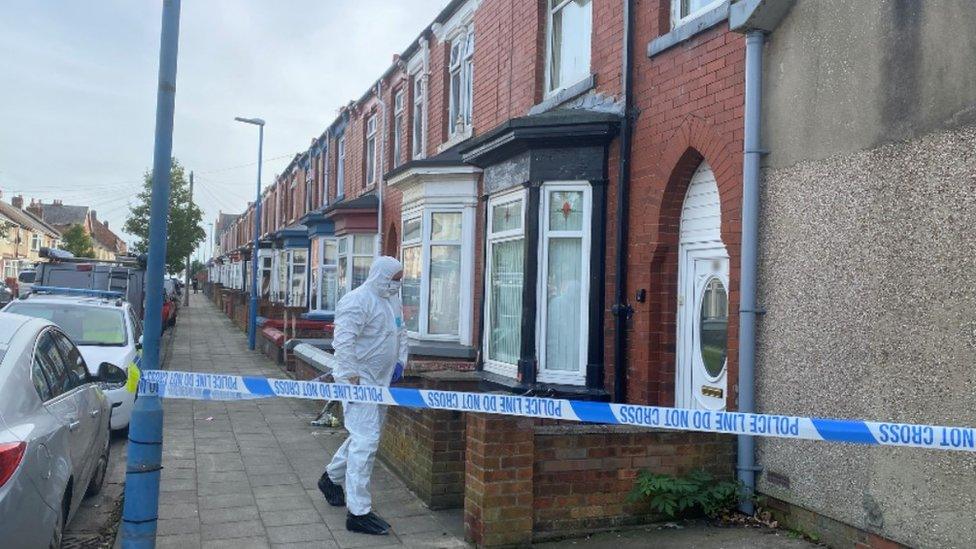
[3, 286, 141, 430]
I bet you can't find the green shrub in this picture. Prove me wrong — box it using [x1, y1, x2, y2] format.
[630, 469, 741, 519]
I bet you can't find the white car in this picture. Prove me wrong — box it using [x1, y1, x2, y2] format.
[4, 289, 141, 430]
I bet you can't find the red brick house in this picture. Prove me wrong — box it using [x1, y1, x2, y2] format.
[207, 0, 777, 545]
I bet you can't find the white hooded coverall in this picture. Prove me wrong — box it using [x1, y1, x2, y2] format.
[326, 256, 408, 516]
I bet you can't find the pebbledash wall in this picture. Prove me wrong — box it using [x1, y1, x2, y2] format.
[755, 2, 976, 548]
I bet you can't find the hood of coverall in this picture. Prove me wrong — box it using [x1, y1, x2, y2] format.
[364, 256, 403, 297]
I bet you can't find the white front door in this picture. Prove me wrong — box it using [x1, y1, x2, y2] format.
[675, 162, 729, 410]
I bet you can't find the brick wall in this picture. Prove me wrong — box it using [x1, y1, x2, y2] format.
[606, 3, 745, 407]
[464, 415, 735, 547]
[533, 425, 733, 538]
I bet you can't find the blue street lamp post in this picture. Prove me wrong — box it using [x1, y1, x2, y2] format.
[120, 0, 181, 547]
[235, 117, 264, 350]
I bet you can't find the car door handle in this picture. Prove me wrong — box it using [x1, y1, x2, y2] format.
[68, 419, 81, 431]
[90, 408, 101, 418]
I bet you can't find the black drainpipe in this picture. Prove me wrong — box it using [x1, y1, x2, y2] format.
[611, 0, 636, 403]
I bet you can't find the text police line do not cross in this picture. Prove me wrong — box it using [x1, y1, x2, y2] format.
[139, 370, 976, 453]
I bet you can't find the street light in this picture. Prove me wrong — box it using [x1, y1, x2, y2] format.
[235, 116, 264, 351]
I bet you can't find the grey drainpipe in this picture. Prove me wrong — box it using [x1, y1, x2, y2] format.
[611, 0, 636, 403]
[737, 29, 765, 515]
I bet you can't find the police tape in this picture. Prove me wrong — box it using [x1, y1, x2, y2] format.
[138, 369, 976, 453]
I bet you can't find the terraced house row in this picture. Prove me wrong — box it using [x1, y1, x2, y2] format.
[207, 1, 976, 547]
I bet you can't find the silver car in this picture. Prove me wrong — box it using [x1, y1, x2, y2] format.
[0, 312, 125, 548]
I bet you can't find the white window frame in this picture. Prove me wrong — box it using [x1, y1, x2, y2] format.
[30, 232, 41, 252]
[482, 189, 527, 379]
[309, 237, 339, 313]
[401, 208, 473, 342]
[448, 30, 475, 138]
[544, 0, 593, 96]
[393, 90, 405, 168]
[536, 182, 592, 386]
[412, 76, 426, 160]
[365, 114, 378, 186]
[286, 248, 308, 308]
[336, 234, 377, 303]
[671, 0, 725, 28]
[336, 135, 346, 198]
[258, 249, 273, 299]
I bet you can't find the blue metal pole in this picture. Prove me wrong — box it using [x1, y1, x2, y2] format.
[248, 125, 263, 350]
[121, 0, 181, 546]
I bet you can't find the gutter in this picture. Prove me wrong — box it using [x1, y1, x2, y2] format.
[610, 0, 636, 403]
[729, 0, 796, 515]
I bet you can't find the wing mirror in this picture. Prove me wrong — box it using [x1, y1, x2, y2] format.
[97, 362, 127, 385]
[136, 335, 144, 351]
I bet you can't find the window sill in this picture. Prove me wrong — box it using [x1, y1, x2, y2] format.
[647, 1, 730, 58]
[408, 339, 477, 360]
[438, 128, 473, 153]
[478, 370, 610, 401]
[528, 74, 597, 116]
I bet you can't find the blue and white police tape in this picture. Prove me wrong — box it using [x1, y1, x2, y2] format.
[138, 369, 976, 453]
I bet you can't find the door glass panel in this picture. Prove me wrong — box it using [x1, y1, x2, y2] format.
[52, 331, 89, 384]
[544, 237, 582, 371]
[699, 277, 728, 377]
[429, 245, 461, 335]
[401, 245, 422, 332]
[548, 190, 583, 231]
[488, 239, 524, 364]
[36, 332, 72, 396]
[31, 355, 54, 401]
[491, 200, 522, 233]
[430, 212, 462, 241]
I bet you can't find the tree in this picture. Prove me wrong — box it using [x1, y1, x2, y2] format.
[124, 158, 206, 275]
[190, 259, 206, 275]
[61, 224, 95, 258]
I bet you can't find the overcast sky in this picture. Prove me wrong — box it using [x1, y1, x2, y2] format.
[0, 0, 447, 259]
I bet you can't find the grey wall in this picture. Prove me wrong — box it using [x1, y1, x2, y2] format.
[756, 1, 976, 548]
[763, 0, 976, 169]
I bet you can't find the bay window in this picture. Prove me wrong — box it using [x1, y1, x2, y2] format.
[336, 234, 376, 304]
[412, 77, 425, 159]
[365, 114, 378, 186]
[448, 31, 475, 137]
[272, 250, 288, 303]
[259, 249, 273, 298]
[538, 184, 591, 384]
[546, 0, 592, 94]
[484, 191, 526, 377]
[401, 211, 465, 339]
[309, 237, 339, 313]
[287, 249, 307, 307]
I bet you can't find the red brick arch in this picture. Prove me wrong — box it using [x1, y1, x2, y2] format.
[631, 115, 742, 409]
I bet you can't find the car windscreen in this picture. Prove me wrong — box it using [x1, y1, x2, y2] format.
[5, 303, 127, 346]
[18, 271, 36, 283]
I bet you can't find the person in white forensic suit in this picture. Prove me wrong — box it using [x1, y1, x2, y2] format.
[318, 256, 407, 535]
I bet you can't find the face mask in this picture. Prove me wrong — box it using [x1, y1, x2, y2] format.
[382, 280, 401, 297]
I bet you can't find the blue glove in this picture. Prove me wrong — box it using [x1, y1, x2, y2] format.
[391, 362, 404, 384]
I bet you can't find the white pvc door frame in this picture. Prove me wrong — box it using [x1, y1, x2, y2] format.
[675, 162, 729, 410]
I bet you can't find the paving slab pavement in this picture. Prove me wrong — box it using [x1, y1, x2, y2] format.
[154, 294, 470, 549]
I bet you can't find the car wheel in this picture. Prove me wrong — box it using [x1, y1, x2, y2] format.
[85, 436, 110, 498]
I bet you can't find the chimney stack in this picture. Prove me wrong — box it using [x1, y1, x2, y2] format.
[11, 195, 23, 209]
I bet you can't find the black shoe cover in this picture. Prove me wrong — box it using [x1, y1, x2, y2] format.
[317, 473, 345, 507]
[346, 511, 390, 535]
